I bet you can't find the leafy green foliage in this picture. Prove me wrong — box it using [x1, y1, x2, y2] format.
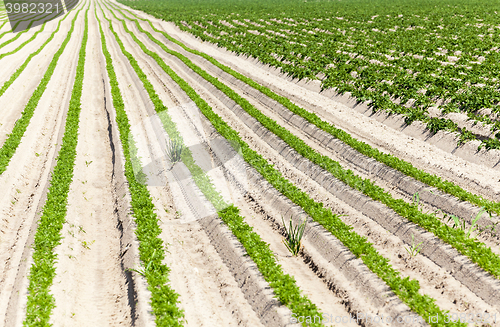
[99, 4, 325, 324]
[108, 4, 466, 325]
[0, 9, 79, 175]
[24, 6, 89, 325]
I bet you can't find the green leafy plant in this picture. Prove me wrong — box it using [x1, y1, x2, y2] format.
[281, 216, 306, 256]
[127, 249, 157, 277]
[23, 6, 89, 326]
[412, 191, 420, 207]
[103, 5, 468, 325]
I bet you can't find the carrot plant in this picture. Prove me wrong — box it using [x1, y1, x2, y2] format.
[99, 4, 325, 325]
[104, 5, 465, 325]
[24, 5, 89, 325]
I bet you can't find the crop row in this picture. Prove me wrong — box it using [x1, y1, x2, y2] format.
[113, 5, 500, 223]
[24, 4, 89, 325]
[113, 0, 500, 280]
[98, 2, 326, 323]
[96, 4, 186, 326]
[0, 6, 79, 174]
[106, 2, 475, 325]
[119, 0, 500, 151]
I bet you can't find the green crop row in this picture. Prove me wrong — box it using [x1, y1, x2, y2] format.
[106, 3, 464, 326]
[98, 3, 325, 325]
[110, 2, 500, 280]
[0, 12, 52, 50]
[118, 0, 500, 151]
[23, 5, 89, 325]
[96, 6, 185, 327]
[110, 3, 500, 221]
[0, 7, 81, 176]
[0, 18, 49, 61]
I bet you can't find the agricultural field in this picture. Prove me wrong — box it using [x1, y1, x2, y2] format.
[0, 0, 500, 326]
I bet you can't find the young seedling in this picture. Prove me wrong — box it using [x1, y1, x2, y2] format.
[281, 216, 306, 256]
[127, 249, 157, 278]
[404, 233, 423, 258]
[445, 207, 488, 239]
[81, 240, 94, 250]
[165, 137, 184, 168]
[85, 160, 93, 167]
[412, 191, 420, 208]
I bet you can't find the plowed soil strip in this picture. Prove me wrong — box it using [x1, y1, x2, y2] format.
[49, 3, 133, 325]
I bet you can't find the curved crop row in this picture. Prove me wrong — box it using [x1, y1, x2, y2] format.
[0, 12, 53, 50]
[105, 3, 465, 326]
[96, 6, 185, 326]
[0, 6, 82, 175]
[98, 3, 326, 324]
[24, 5, 89, 325]
[118, 0, 500, 151]
[110, 3, 500, 221]
[110, 2, 500, 282]
[0, 18, 49, 61]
